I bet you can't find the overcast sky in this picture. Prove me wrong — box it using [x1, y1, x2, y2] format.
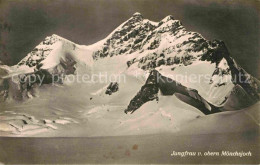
[0, 0, 259, 77]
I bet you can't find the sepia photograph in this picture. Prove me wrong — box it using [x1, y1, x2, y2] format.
[0, 0, 259, 164]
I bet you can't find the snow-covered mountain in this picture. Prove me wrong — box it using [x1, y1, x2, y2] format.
[0, 12, 259, 136]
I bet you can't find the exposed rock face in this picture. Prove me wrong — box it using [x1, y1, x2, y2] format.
[93, 12, 156, 59]
[92, 13, 242, 73]
[93, 13, 208, 71]
[126, 65, 259, 114]
[125, 71, 159, 114]
[0, 67, 9, 101]
[17, 35, 63, 68]
[105, 82, 119, 95]
[212, 42, 260, 101]
[125, 70, 221, 115]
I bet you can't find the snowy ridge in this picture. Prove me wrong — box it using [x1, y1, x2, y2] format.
[11, 34, 94, 75]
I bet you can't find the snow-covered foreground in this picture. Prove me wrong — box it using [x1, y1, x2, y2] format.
[0, 104, 259, 164]
[0, 94, 259, 163]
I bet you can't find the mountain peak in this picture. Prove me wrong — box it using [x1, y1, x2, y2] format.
[49, 34, 69, 42]
[51, 34, 59, 37]
[129, 12, 143, 22]
[161, 15, 175, 22]
[133, 12, 142, 17]
[43, 34, 75, 45]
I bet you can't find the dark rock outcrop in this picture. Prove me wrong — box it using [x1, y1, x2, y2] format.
[125, 71, 159, 113]
[125, 70, 221, 115]
[206, 41, 259, 102]
[105, 82, 119, 95]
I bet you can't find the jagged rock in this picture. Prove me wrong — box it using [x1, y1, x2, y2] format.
[92, 13, 210, 70]
[125, 70, 220, 114]
[125, 71, 159, 113]
[17, 35, 60, 67]
[127, 58, 137, 67]
[105, 82, 119, 95]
